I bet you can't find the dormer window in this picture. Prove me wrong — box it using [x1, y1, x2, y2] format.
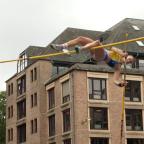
[132, 25, 140, 30]
[136, 41, 144, 46]
[17, 52, 28, 72]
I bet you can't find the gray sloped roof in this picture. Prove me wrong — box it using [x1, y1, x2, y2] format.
[46, 18, 144, 63]
[21, 18, 144, 66]
[46, 27, 103, 63]
[22, 28, 102, 65]
[104, 18, 144, 54]
[25, 46, 48, 57]
[23, 46, 51, 65]
[48, 27, 102, 44]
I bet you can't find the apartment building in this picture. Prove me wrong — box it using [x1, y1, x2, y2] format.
[6, 46, 53, 144]
[45, 64, 144, 144]
[6, 18, 144, 144]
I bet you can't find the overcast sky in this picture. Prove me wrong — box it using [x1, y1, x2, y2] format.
[0, 0, 144, 91]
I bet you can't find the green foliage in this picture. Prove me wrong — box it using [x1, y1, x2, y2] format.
[0, 91, 6, 144]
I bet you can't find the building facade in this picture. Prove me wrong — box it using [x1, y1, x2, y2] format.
[45, 64, 144, 144]
[6, 18, 144, 144]
[6, 58, 52, 144]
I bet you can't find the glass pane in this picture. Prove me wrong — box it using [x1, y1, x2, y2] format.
[94, 79, 100, 90]
[48, 88, 55, 109]
[91, 137, 109, 144]
[63, 109, 71, 132]
[62, 80, 70, 97]
[125, 81, 141, 102]
[126, 109, 143, 131]
[90, 107, 108, 130]
[127, 139, 144, 144]
[89, 78, 107, 100]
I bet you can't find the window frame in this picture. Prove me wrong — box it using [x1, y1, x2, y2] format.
[17, 124, 26, 143]
[90, 137, 109, 144]
[17, 53, 27, 73]
[127, 138, 144, 144]
[125, 109, 143, 131]
[17, 75, 26, 96]
[63, 138, 71, 144]
[63, 108, 71, 133]
[48, 88, 55, 110]
[48, 114, 55, 137]
[88, 78, 107, 100]
[125, 80, 141, 102]
[17, 99, 26, 120]
[62, 80, 70, 104]
[89, 107, 108, 130]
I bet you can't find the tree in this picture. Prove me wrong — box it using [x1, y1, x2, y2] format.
[0, 91, 6, 144]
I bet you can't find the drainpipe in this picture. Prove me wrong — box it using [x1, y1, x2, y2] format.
[70, 71, 75, 144]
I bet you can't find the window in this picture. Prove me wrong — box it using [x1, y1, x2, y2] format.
[17, 99, 26, 120]
[34, 67, 37, 80]
[11, 128, 13, 141]
[52, 66, 68, 75]
[62, 80, 70, 103]
[8, 85, 10, 96]
[126, 109, 143, 131]
[31, 93, 37, 108]
[48, 88, 55, 109]
[8, 129, 10, 142]
[31, 120, 33, 134]
[17, 52, 27, 72]
[127, 139, 144, 144]
[49, 115, 55, 137]
[31, 68, 37, 82]
[125, 80, 141, 102]
[31, 70, 33, 82]
[17, 75, 26, 96]
[136, 41, 144, 46]
[129, 59, 144, 69]
[63, 139, 71, 144]
[8, 128, 13, 142]
[139, 59, 144, 68]
[31, 118, 37, 134]
[89, 78, 107, 100]
[34, 93, 37, 106]
[7, 83, 13, 96]
[63, 109, 71, 132]
[90, 107, 108, 130]
[31, 94, 33, 107]
[91, 138, 109, 144]
[11, 105, 13, 118]
[131, 59, 140, 69]
[132, 25, 140, 30]
[34, 118, 37, 133]
[8, 107, 10, 119]
[17, 124, 26, 143]
[8, 106, 13, 119]
[11, 83, 13, 94]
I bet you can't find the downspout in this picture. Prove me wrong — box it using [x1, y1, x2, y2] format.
[70, 71, 75, 144]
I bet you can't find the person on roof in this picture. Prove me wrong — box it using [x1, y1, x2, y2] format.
[50, 36, 135, 87]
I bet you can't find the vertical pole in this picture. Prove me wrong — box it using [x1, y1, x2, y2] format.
[120, 33, 128, 144]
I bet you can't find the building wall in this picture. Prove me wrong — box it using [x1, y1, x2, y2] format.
[6, 62, 144, 144]
[72, 70, 89, 144]
[26, 60, 52, 144]
[6, 76, 17, 144]
[46, 70, 144, 144]
[6, 60, 52, 144]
